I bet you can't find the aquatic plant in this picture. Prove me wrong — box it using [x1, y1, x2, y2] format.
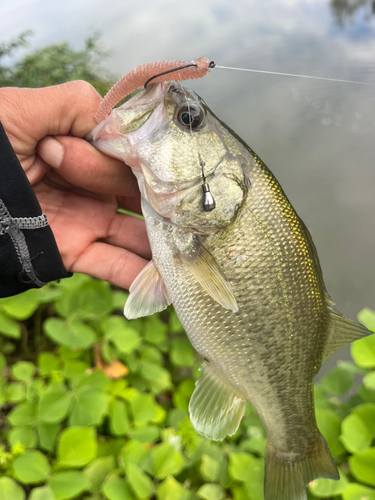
[0, 274, 374, 500]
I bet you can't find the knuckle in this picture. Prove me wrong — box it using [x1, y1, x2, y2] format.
[108, 250, 131, 283]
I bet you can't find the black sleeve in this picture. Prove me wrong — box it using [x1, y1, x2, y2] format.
[0, 121, 71, 297]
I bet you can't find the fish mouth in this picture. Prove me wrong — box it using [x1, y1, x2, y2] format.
[86, 82, 170, 165]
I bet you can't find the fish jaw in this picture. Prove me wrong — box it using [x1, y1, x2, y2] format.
[87, 82, 170, 169]
[87, 81, 244, 224]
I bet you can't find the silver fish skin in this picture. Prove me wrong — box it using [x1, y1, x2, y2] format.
[87, 82, 370, 500]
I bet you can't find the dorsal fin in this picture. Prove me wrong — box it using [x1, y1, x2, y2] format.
[124, 260, 171, 319]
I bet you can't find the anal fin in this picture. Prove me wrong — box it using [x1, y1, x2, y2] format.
[124, 260, 171, 319]
[189, 362, 246, 441]
[323, 307, 371, 360]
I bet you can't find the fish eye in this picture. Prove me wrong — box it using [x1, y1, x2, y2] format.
[176, 104, 205, 130]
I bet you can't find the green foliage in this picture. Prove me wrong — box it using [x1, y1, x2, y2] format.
[0, 31, 114, 95]
[0, 276, 373, 499]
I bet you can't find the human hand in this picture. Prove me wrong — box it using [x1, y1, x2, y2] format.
[0, 81, 151, 290]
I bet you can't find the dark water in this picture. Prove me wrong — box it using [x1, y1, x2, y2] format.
[2, 0, 375, 370]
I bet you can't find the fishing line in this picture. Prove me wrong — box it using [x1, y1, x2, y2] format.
[213, 64, 372, 86]
[144, 63, 198, 88]
[177, 82, 216, 212]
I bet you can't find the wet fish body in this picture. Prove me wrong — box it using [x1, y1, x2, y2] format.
[88, 82, 369, 500]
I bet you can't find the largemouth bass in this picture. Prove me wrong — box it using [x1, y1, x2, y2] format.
[88, 82, 369, 500]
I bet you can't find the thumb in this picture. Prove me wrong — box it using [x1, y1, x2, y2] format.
[38, 135, 140, 197]
[0, 81, 102, 147]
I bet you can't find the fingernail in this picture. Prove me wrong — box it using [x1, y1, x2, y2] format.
[41, 137, 64, 169]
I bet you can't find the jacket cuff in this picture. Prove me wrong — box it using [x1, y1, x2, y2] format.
[0, 121, 71, 297]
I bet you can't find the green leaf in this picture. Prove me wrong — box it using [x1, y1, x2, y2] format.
[228, 452, 255, 482]
[130, 394, 159, 426]
[139, 361, 172, 394]
[358, 308, 375, 332]
[337, 360, 368, 375]
[157, 476, 189, 500]
[342, 483, 375, 500]
[29, 486, 57, 500]
[169, 310, 184, 333]
[7, 382, 26, 402]
[351, 334, 375, 369]
[83, 456, 115, 492]
[359, 384, 375, 403]
[316, 409, 345, 457]
[8, 426, 37, 448]
[0, 477, 25, 500]
[349, 448, 375, 487]
[128, 426, 160, 444]
[0, 352, 6, 371]
[320, 367, 353, 395]
[309, 470, 348, 497]
[0, 311, 21, 338]
[352, 403, 375, 435]
[228, 455, 264, 500]
[13, 450, 51, 484]
[143, 316, 167, 345]
[26, 379, 45, 402]
[1, 289, 40, 319]
[49, 471, 91, 500]
[119, 441, 148, 470]
[44, 318, 96, 349]
[62, 359, 89, 380]
[38, 422, 60, 452]
[38, 285, 63, 304]
[101, 476, 135, 500]
[58, 427, 97, 468]
[72, 370, 109, 394]
[147, 442, 184, 479]
[242, 460, 264, 500]
[200, 454, 220, 482]
[197, 483, 226, 500]
[139, 346, 163, 365]
[39, 384, 72, 423]
[110, 399, 130, 436]
[127, 463, 153, 499]
[240, 437, 267, 456]
[11, 361, 36, 381]
[38, 353, 61, 377]
[75, 280, 114, 318]
[54, 280, 112, 319]
[341, 414, 373, 453]
[170, 338, 195, 367]
[112, 291, 128, 310]
[364, 372, 375, 391]
[69, 391, 109, 426]
[8, 401, 38, 426]
[104, 316, 141, 354]
[217, 457, 231, 489]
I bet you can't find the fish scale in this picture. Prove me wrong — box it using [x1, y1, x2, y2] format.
[88, 80, 370, 500]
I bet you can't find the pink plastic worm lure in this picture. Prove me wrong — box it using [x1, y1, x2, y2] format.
[94, 57, 213, 123]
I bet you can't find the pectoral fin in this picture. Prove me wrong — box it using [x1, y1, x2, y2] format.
[189, 363, 246, 441]
[124, 260, 171, 319]
[323, 306, 371, 360]
[177, 236, 238, 312]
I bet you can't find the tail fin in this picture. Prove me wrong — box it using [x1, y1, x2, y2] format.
[264, 434, 339, 500]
